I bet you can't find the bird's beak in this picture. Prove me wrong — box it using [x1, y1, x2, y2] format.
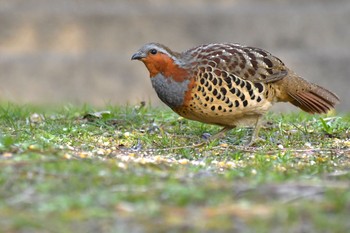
[131, 51, 146, 60]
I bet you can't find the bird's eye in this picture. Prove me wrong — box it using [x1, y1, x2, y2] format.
[150, 49, 157, 55]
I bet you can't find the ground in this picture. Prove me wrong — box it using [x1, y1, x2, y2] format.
[0, 103, 349, 233]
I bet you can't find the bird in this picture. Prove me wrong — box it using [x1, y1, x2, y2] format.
[131, 42, 340, 145]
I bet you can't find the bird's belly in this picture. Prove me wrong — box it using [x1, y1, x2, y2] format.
[174, 95, 273, 127]
[174, 103, 271, 127]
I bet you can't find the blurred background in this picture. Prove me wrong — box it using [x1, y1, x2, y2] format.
[0, 0, 349, 112]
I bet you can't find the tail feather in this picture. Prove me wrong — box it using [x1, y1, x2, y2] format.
[277, 74, 340, 114]
[288, 92, 317, 113]
[289, 91, 332, 114]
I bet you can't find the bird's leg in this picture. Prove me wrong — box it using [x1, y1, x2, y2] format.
[193, 126, 234, 147]
[246, 115, 264, 146]
[210, 126, 235, 141]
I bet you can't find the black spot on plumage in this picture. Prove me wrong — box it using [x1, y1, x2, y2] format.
[200, 60, 207, 65]
[218, 106, 222, 111]
[243, 100, 248, 107]
[248, 69, 256, 76]
[208, 85, 212, 91]
[208, 73, 213, 81]
[216, 94, 222, 100]
[243, 48, 250, 53]
[231, 75, 237, 82]
[246, 82, 252, 90]
[203, 73, 208, 79]
[240, 81, 246, 88]
[214, 69, 221, 76]
[240, 94, 245, 102]
[212, 78, 218, 85]
[235, 78, 241, 86]
[224, 76, 231, 84]
[228, 102, 233, 108]
[234, 100, 239, 107]
[248, 89, 254, 97]
[211, 106, 215, 111]
[276, 57, 284, 65]
[263, 58, 273, 68]
[254, 83, 264, 93]
[213, 89, 218, 96]
[251, 60, 258, 69]
[236, 89, 242, 97]
[213, 57, 221, 64]
[208, 61, 216, 67]
[197, 86, 201, 92]
[225, 98, 230, 104]
[220, 87, 227, 95]
[228, 64, 236, 70]
[256, 49, 268, 57]
[257, 96, 262, 102]
[230, 88, 236, 95]
[228, 48, 238, 54]
[205, 96, 210, 101]
[218, 77, 223, 86]
[239, 54, 246, 63]
[266, 69, 274, 75]
[200, 78, 205, 85]
[247, 52, 256, 60]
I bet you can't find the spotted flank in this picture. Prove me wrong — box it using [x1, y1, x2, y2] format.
[179, 66, 274, 127]
[199, 69, 262, 108]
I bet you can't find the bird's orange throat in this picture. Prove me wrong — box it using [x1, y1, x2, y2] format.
[141, 53, 188, 82]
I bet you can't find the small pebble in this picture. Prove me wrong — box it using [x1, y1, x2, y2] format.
[202, 133, 211, 140]
[178, 159, 189, 165]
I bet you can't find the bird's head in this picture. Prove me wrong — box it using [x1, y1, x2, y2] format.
[132, 43, 187, 79]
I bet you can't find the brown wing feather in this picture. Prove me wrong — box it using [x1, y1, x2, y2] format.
[186, 43, 288, 83]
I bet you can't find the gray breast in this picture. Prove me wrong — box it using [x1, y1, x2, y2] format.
[151, 74, 190, 108]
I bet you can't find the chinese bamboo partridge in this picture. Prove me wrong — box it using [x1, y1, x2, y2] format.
[131, 43, 340, 145]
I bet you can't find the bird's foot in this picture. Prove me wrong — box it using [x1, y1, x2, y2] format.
[245, 136, 265, 147]
[192, 132, 220, 147]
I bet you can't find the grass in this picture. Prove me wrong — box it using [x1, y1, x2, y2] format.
[0, 102, 349, 233]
